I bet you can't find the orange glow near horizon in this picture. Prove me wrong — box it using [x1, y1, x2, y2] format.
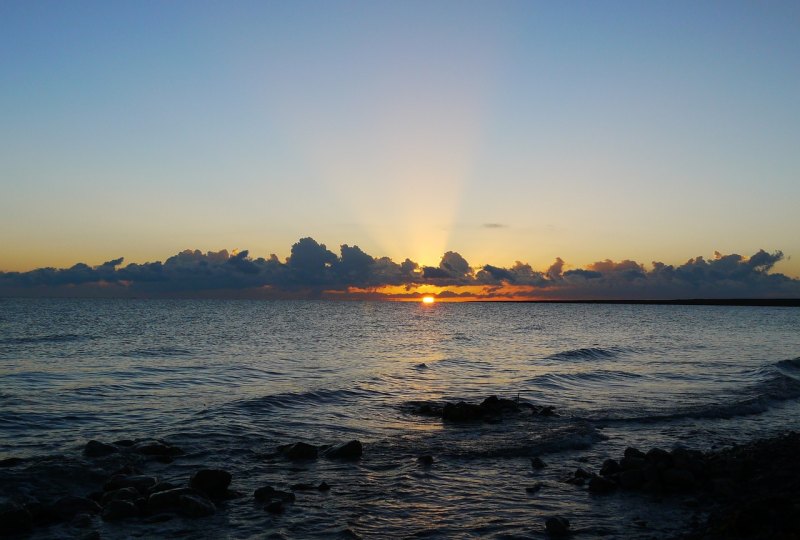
[421, 295, 435, 304]
[332, 283, 552, 302]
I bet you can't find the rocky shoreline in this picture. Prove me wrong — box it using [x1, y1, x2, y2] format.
[1, 398, 799, 538]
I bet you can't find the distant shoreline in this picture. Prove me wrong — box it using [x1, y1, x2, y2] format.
[471, 298, 800, 307]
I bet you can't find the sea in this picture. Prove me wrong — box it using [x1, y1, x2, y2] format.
[1, 298, 799, 539]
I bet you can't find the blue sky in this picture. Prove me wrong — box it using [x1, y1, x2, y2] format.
[2, 1, 798, 277]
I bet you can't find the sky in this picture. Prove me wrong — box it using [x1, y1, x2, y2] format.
[1, 1, 799, 299]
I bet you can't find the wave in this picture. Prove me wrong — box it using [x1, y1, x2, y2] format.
[0, 334, 93, 346]
[123, 347, 194, 358]
[545, 346, 627, 361]
[237, 386, 385, 412]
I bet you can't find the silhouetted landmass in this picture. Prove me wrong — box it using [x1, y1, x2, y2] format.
[475, 298, 800, 307]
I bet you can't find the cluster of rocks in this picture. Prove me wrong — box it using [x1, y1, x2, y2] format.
[83, 438, 184, 463]
[271, 439, 363, 461]
[410, 395, 556, 423]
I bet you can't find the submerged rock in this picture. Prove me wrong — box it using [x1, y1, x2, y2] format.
[102, 499, 139, 521]
[545, 516, 570, 536]
[104, 475, 158, 494]
[190, 469, 232, 498]
[418, 455, 434, 466]
[0, 501, 33, 534]
[265, 500, 284, 514]
[324, 440, 363, 460]
[178, 494, 216, 518]
[254, 486, 296, 503]
[51, 496, 102, 521]
[531, 456, 546, 469]
[147, 488, 197, 513]
[134, 440, 183, 457]
[84, 440, 118, 458]
[410, 395, 555, 423]
[278, 442, 318, 461]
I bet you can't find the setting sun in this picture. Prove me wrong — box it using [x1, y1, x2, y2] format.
[421, 296, 435, 304]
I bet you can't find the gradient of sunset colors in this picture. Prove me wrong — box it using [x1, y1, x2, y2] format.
[1, 1, 799, 277]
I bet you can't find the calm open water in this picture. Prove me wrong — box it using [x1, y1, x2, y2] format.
[1, 299, 800, 538]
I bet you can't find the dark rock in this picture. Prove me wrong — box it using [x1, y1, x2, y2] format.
[147, 488, 197, 512]
[113, 439, 135, 447]
[0, 501, 33, 534]
[545, 516, 570, 536]
[318, 481, 331, 491]
[84, 440, 118, 457]
[600, 459, 620, 476]
[102, 499, 139, 521]
[72, 513, 93, 528]
[418, 455, 434, 466]
[619, 469, 645, 489]
[102, 487, 140, 504]
[104, 474, 158, 493]
[135, 441, 183, 457]
[646, 448, 673, 468]
[278, 442, 318, 461]
[178, 494, 215, 518]
[149, 481, 178, 494]
[535, 405, 557, 416]
[624, 447, 646, 459]
[525, 482, 544, 494]
[620, 456, 646, 470]
[324, 440, 363, 460]
[111, 464, 142, 477]
[291, 483, 317, 491]
[574, 467, 593, 479]
[142, 513, 173, 524]
[254, 486, 296, 503]
[265, 501, 284, 514]
[52, 496, 102, 521]
[531, 456, 546, 469]
[79, 532, 101, 540]
[0, 457, 24, 468]
[190, 469, 232, 498]
[588, 475, 617, 493]
[442, 401, 485, 422]
[662, 467, 695, 490]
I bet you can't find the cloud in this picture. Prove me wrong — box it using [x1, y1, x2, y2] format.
[1, 239, 798, 300]
[482, 223, 508, 229]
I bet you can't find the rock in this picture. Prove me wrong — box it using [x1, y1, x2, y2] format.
[52, 496, 102, 521]
[619, 469, 645, 489]
[318, 481, 331, 491]
[0, 501, 33, 534]
[646, 448, 673, 468]
[588, 476, 617, 493]
[531, 456, 546, 469]
[104, 474, 158, 493]
[525, 482, 544, 494]
[624, 447, 646, 459]
[72, 513, 93, 528]
[418, 455, 434, 466]
[134, 440, 183, 457]
[545, 516, 570, 536]
[102, 499, 139, 521]
[178, 494, 215, 518]
[442, 401, 485, 422]
[190, 469, 232, 498]
[254, 486, 296, 503]
[147, 488, 197, 512]
[84, 440, 118, 457]
[149, 481, 178, 494]
[0, 457, 24, 467]
[600, 459, 620, 476]
[113, 439, 135, 447]
[291, 483, 317, 491]
[620, 456, 646, 470]
[278, 442, 318, 461]
[574, 467, 593, 479]
[265, 501, 284, 514]
[324, 440, 363, 460]
[78, 532, 101, 540]
[662, 468, 695, 490]
[102, 487, 140, 504]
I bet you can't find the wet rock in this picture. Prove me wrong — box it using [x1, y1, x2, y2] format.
[147, 487, 197, 513]
[52, 496, 102, 521]
[418, 455, 434, 466]
[545, 516, 570, 536]
[619, 469, 645, 489]
[254, 486, 296, 503]
[600, 458, 620, 476]
[588, 475, 617, 494]
[620, 456, 646, 470]
[324, 440, 363, 460]
[134, 440, 183, 457]
[531, 456, 546, 469]
[190, 469, 232, 498]
[646, 448, 673, 469]
[278, 442, 318, 461]
[178, 494, 215, 518]
[102, 487, 140, 504]
[442, 401, 485, 422]
[0, 457, 24, 467]
[0, 501, 33, 534]
[104, 474, 158, 494]
[84, 440, 118, 457]
[525, 482, 544, 494]
[624, 447, 646, 459]
[318, 481, 331, 491]
[662, 467, 695, 490]
[102, 499, 139, 521]
[149, 481, 178, 494]
[265, 501, 284, 514]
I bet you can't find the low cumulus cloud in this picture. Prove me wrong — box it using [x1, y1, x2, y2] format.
[0, 238, 798, 299]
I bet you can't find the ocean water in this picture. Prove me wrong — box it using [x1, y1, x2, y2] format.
[1, 298, 799, 539]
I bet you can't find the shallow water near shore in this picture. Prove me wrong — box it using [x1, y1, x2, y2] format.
[2, 299, 800, 538]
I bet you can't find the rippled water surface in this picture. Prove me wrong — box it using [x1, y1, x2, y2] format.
[1, 299, 799, 538]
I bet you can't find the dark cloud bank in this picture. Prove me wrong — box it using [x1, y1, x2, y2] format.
[1, 238, 798, 300]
